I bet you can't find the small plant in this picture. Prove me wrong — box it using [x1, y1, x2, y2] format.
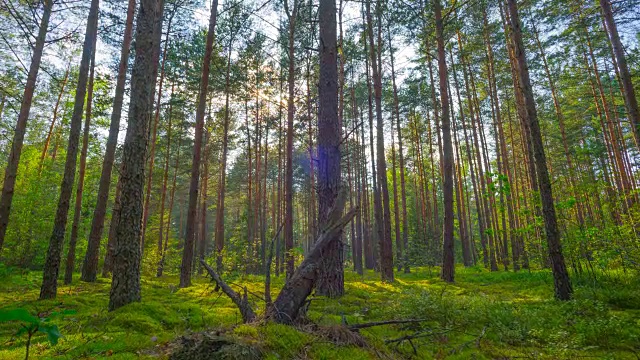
[0, 308, 64, 359]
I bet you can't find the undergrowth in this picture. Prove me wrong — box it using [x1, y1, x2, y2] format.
[0, 265, 638, 359]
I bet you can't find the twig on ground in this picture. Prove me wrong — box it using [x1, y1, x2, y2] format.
[348, 319, 426, 331]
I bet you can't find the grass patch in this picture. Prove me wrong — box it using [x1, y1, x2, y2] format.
[0, 265, 639, 359]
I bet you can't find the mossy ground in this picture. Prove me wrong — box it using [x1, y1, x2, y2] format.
[1, 265, 639, 359]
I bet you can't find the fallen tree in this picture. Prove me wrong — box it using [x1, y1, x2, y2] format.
[201, 194, 356, 324]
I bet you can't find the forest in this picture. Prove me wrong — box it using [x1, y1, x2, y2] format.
[0, 0, 639, 357]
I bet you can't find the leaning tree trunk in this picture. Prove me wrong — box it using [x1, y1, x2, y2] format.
[40, 0, 99, 300]
[270, 206, 356, 324]
[0, 0, 53, 254]
[81, 0, 136, 282]
[507, 0, 572, 300]
[108, 0, 161, 311]
[180, 0, 218, 288]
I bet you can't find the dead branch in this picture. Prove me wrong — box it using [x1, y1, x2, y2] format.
[348, 319, 426, 331]
[385, 328, 453, 344]
[200, 260, 257, 323]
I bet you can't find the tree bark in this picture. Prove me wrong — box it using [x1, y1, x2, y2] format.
[315, 0, 344, 297]
[599, 0, 639, 148]
[82, 0, 136, 282]
[108, 0, 162, 310]
[142, 10, 174, 247]
[157, 82, 174, 273]
[284, 0, 298, 279]
[434, 0, 454, 282]
[180, 0, 218, 288]
[39, 65, 70, 172]
[102, 174, 122, 277]
[0, 0, 53, 254]
[507, 0, 572, 300]
[64, 49, 96, 285]
[157, 102, 179, 277]
[215, 38, 234, 273]
[366, 0, 393, 282]
[40, 0, 100, 299]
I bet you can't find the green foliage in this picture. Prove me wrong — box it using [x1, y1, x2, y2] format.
[0, 308, 66, 346]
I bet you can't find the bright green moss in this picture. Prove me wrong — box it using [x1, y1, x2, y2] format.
[0, 266, 638, 359]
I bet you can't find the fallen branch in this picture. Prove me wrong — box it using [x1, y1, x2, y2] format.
[348, 319, 426, 331]
[448, 326, 486, 355]
[200, 260, 257, 323]
[385, 328, 453, 344]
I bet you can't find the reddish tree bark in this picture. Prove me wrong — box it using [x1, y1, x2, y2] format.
[507, 0, 572, 300]
[40, 0, 100, 299]
[64, 49, 96, 285]
[82, 0, 136, 282]
[180, 0, 218, 288]
[0, 0, 53, 254]
[283, 0, 299, 279]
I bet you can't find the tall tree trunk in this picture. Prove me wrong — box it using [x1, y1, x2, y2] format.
[102, 174, 122, 277]
[180, 0, 218, 288]
[434, 0, 454, 282]
[40, 0, 100, 299]
[352, 88, 364, 275]
[64, 50, 96, 285]
[388, 28, 409, 273]
[450, 45, 476, 267]
[108, 0, 162, 310]
[261, 117, 269, 270]
[0, 0, 53, 254]
[507, 0, 572, 300]
[284, 0, 299, 279]
[197, 126, 209, 273]
[366, 0, 393, 282]
[457, 35, 488, 267]
[531, 22, 585, 231]
[314, 0, 342, 297]
[245, 98, 254, 274]
[157, 84, 175, 277]
[599, 0, 639, 148]
[274, 75, 283, 277]
[82, 0, 136, 282]
[142, 12, 174, 247]
[215, 40, 233, 273]
[360, 107, 374, 270]
[483, 11, 510, 270]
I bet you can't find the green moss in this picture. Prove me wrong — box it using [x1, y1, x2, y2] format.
[233, 324, 259, 339]
[260, 323, 310, 358]
[1, 267, 639, 359]
[308, 343, 371, 360]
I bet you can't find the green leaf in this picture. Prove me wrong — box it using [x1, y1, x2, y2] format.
[38, 324, 62, 345]
[0, 308, 38, 324]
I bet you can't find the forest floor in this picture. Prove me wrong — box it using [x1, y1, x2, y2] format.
[1, 265, 639, 359]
